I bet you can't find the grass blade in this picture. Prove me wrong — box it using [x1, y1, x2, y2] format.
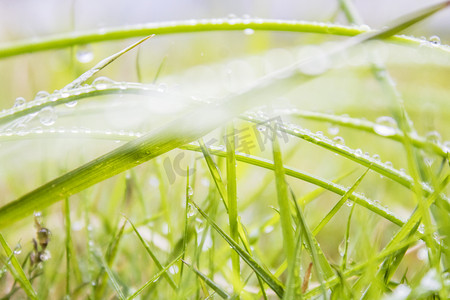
[312, 168, 370, 235]
[126, 253, 182, 300]
[190, 200, 285, 298]
[181, 259, 231, 299]
[0, 233, 38, 300]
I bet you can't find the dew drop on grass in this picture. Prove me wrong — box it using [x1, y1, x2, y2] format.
[13, 243, 22, 255]
[429, 35, 441, 45]
[93, 76, 115, 90]
[425, 131, 441, 144]
[264, 225, 274, 233]
[34, 91, 50, 101]
[338, 239, 346, 256]
[65, 101, 77, 108]
[13, 97, 26, 108]
[169, 265, 179, 274]
[187, 186, 194, 197]
[39, 106, 57, 126]
[373, 154, 380, 161]
[327, 125, 339, 135]
[374, 116, 397, 136]
[333, 136, 345, 145]
[76, 46, 94, 63]
[385, 161, 393, 167]
[355, 149, 363, 157]
[39, 250, 51, 261]
[187, 203, 195, 217]
[443, 141, 450, 152]
[243, 28, 254, 35]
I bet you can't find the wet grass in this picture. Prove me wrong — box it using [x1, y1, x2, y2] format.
[0, 2, 449, 299]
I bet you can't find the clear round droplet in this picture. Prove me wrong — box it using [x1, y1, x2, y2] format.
[76, 46, 94, 63]
[93, 76, 115, 90]
[425, 131, 441, 144]
[13, 243, 22, 255]
[429, 35, 441, 45]
[13, 97, 26, 108]
[169, 265, 179, 274]
[374, 116, 397, 136]
[333, 136, 345, 145]
[34, 91, 50, 101]
[39, 106, 57, 126]
[327, 125, 339, 135]
[187, 186, 194, 197]
[187, 203, 195, 217]
[39, 250, 51, 261]
[65, 101, 78, 108]
[243, 28, 255, 35]
[355, 148, 363, 156]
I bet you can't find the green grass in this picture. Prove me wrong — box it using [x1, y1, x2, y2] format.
[0, 1, 449, 299]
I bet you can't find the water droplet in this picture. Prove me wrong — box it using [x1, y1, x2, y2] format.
[66, 100, 78, 108]
[385, 161, 393, 167]
[34, 91, 50, 101]
[333, 136, 345, 145]
[93, 76, 115, 90]
[359, 24, 370, 31]
[13, 97, 26, 108]
[13, 243, 22, 255]
[338, 239, 346, 256]
[187, 203, 195, 217]
[76, 46, 94, 63]
[264, 225, 274, 233]
[374, 116, 397, 136]
[157, 83, 167, 92]
[187, 186, 194, 197]
[149, 177, 159, 187]
[443, 141, 450, 152]
[39, 106, 57, 126]
[39, 250, 51, 261]
[429, 35, 441, 45]
[328, 125, 339, 135]
[417, 247, 428, 261]
[425, 131, 441, 144]
[257, 125, 266, 132]
[243, 28, 254, 35]
[169, 265, 179, 274]
[355, 149, 363, 156]
[372, 154, 380, 161]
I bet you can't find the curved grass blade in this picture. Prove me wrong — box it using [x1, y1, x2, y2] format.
[0, 17, 449, 60]
[0, 233, 38, 300]
[126, 253, 182, 300]
[190, 200, 285, 298]
[92, 251, 126, 300]
[283, 224, 304, 300]
[181, 259, 231, 299]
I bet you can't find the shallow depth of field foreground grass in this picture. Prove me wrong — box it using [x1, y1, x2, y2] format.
[0, 1, 450, 299]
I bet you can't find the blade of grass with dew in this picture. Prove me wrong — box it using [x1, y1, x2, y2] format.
[181, 259, 231, 299]
[1, 17, 450, 60]
[271, 123, 295, 266]
[226, 122, 241, 292]
[190, 200, 285, 298]
[312, 167, 370, 236]
[184, 144, 406, 228]
[0, 233, 38, 300]
[92, 251, 126, 300]
[287, 110, 448, 158]
[125, 217, 178, 290]
[63, 35, 154, 90]
[179, 166, 191, 285]
[126, 253, 182, 300]
[341, 202, 355, 271]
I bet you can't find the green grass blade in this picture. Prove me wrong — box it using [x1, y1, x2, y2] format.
[0, 19, 448, 60]
[64, 35, 153, 90]
[181, 259, 231, 299]
[92, 251, 126, 300]
[283, 224, 303, 300]
[271, 123, 295, 264]
[126, 253, 182, 300]
[0, 233, 38, 300]
[64, 198, 72, 297]
[312, 168, 370, 236]
[190, 200, 285, 298]
[225, 122, 241, 292]
[125, 217, 178, 290]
